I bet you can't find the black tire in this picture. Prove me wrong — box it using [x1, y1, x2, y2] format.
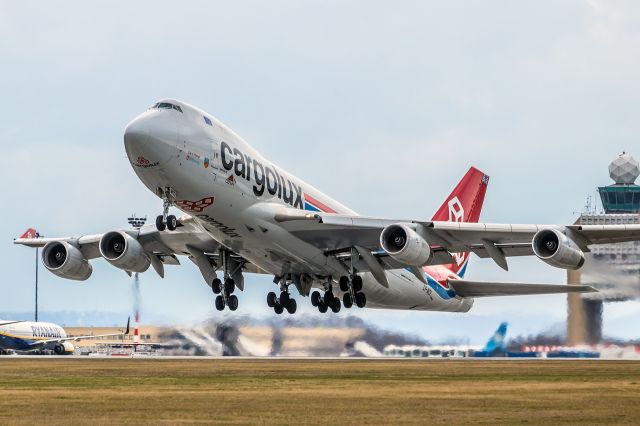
[318, 301, 328, 313]
[355, 292, 366, 308]
[215, 295, 225, 311]
[352, 275, 363, 292]
[311, 291, 320, 307]
[227, 295, 239, 311]
[331, 297, 341, 313]
[155, 215, 166, 231]
[167, 214, 178, 231]
[267, 291, 277, 308]
[286, 298, 297, 314]
[323, 291, 334, 306]
[211, 278, 222, 294]
[343, 293, 353, 309]
[279, 291, 290, 306]
[274, 304, 284, 315]
[224, 278, 235, 294]
[339, 276, 349, 292]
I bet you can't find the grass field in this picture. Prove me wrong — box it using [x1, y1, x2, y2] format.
[0, 358, 639, 424]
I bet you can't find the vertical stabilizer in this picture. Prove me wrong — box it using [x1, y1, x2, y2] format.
[431, 167, 489, 277]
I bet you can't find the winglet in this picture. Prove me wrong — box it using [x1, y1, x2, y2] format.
[124, 317, 130, 335]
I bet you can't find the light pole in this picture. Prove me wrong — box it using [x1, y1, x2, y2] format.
[35, 246, 38, 322]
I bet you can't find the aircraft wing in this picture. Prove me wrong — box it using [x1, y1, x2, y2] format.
[13, 216, 265, 277]
[447, 279, 596, 297]
[276, 209, 640, 268]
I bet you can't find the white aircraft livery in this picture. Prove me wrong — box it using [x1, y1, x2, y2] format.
[0, 318, 128, 355]
[14, 99, 640, 315]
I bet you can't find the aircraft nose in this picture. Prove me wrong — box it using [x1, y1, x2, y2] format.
[124, 115, 150, 150]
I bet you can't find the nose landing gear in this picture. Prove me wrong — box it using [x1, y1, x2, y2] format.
[155, 187, 178, 231]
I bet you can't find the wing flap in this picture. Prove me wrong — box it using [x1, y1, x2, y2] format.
[448, 279, 596, 297]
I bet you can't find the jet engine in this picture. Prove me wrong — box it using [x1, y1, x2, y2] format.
[99, 231, 150, 273]
[42, 241, 92, 281]
[380, 223, 432, 266]
[53, 341, 75, 355]
[532, 228, 585, 270]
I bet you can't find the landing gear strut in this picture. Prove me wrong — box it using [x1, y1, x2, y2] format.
[155, 187, 178, 231]
[267, 277, 297, 315]
[212, 250, 241, 312]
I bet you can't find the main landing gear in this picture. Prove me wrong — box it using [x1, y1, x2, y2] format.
[155, 187, 178, 231]
[339, 275, 366, 309]
[311, 287, 342, 313]
[211, 277, 239, 312]
[267, 277, 297, 315]
[211, 250, 241, 312]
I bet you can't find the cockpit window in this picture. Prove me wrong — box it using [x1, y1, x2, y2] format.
[203, 116, 213, 126]
[152, 102, 183, 113]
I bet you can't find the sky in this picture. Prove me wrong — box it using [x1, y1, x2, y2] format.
[1, 0, 639, 343]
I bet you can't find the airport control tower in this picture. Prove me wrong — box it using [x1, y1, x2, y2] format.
[567, 153, 640, 345]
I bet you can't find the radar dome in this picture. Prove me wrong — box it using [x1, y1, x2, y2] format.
[609, 152, 639, 184]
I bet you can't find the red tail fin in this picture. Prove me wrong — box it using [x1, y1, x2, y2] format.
[19, 228, 39, 239]
[431, 167, 489, 277]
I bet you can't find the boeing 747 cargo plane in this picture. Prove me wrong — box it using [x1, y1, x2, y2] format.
[14, 99, 640, 315]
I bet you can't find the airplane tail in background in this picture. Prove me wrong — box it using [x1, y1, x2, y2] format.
[19, 228, 39, 239]
[483, 322, 508, 353]
[431, 167, 489, 277]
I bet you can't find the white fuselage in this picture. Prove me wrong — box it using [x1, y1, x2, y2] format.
[123, 99, 473, 313]
[0, 320, 69, 352]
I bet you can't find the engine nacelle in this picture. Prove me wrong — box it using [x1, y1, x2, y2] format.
[53, 341, 75, 355]
[42, 241, 92, 281]
[99, 231, 150, 273]
[532, 228, 585, 270]
[380, 223, 432, 266]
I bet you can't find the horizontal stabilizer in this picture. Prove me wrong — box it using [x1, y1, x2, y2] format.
[448, 279, 596, 298]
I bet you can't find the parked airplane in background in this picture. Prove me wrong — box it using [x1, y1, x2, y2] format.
[472, 322, 508, 357]
[0, 318, 129, 355]
[14, 99, 640, 315]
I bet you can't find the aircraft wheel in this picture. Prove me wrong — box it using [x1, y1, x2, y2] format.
[274, 304, 284, 315]
[267, 291, 277, 308]
[343, 293, 353, 309]
[227, 295, 239, 311]
[331, 298, 341, 313]
[211, 278, 222, 294]
[155, 215, 166, 231]
[339, 276, 349, 292]
[215, 295, 225, 311]
[318, 300, 328, 313]
[286, 298, 297, 314]
[323, 291, 334, 306]
[311, 291, 321, 307]
[355, 292, 367, 308]
[352, 275, 363, 292]
[224, 278, 235, 294]
[166, 214, 178, 231]
[279, 291, 290, 306]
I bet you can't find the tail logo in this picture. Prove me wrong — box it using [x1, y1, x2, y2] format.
[447, 197, 464, 222]
[447, 196, 466, 266]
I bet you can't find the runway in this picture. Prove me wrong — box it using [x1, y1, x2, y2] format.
[0, 358, 637, 424]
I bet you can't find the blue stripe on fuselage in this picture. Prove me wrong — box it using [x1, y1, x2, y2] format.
[304, 202, 320, 212]
[0, 333, 38, 351]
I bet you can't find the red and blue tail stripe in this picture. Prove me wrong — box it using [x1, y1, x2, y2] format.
[304, 194, 337, 213]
